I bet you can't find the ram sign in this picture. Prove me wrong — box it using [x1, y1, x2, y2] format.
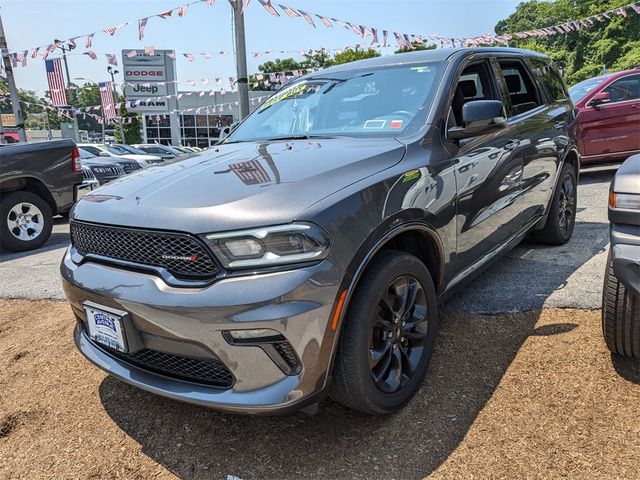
[122, 49, 177, 113]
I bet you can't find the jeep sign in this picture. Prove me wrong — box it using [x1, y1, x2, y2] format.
[122, 49, 177, 114]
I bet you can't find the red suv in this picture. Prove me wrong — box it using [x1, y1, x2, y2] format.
[569, 69, 640, 165]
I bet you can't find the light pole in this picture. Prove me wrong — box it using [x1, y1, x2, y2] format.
[0, 14, 26, 142]
[75, 77, 105, 143]
[230, 0, 249, 120]
[107, 66, 126, 144]
[54, 38, 81, 141]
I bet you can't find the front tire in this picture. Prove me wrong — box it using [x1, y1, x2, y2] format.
[0, 190, 53, 252]
[532, 163, 577, 245]
[330, 250, 438, 414]
[602, 252, 640, 358]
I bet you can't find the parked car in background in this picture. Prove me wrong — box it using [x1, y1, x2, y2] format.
[78, 144, 143, 174]
[570, 69, 640, 165]
[62, 47, 579, 415]
[602, 154, 640, 358]
[132, 143, 183, 160]
[109, 144, 164, 166]
[78, 148, 126, 185]
[0, 139, 93, 251]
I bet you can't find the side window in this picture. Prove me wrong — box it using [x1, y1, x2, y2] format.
[529, 59, 568, 102]
[603, 75, 640, 103]
[497, 60, 543, 117]
[450, 61, 497, 127]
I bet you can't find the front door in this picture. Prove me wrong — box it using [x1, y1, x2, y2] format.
[580, 73, 640, 159]
[448, 60, 529, 271]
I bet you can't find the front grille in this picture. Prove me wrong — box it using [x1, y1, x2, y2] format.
[82, 168, 96, 181]
[120, 162, 142, 174]
[98, 343, 233, 388]
[70, 221, 219, 280]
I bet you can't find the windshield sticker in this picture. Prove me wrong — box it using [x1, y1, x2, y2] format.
[390, 119, 404, 129]
[259, 81, 308, 112]
[402, 169, 421, 183]
[410, 66, 432, 73]
[363, 119, 386, 129]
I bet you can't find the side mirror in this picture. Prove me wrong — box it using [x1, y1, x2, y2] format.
[99, 151, 111, 157]
[589, 91, 611, 107]
[448, 100, 507, 140]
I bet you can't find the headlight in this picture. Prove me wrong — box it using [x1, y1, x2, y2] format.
[610, 191, 640, 210]
[204, 223, 330, 269]
[93, 167, 106, 174]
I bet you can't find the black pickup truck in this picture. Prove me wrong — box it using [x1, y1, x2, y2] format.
[0, 139, 95, 252]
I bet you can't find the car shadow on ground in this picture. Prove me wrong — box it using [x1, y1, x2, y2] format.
[97, 167, 619, 479]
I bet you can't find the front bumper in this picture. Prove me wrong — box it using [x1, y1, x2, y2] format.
[611, 223, 640, 296]
[61, 249, 346, 414]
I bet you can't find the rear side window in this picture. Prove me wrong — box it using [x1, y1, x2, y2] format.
[529, 59, 568, 102]
[603, 74, 640, 103]
[497, 60, 543, 117]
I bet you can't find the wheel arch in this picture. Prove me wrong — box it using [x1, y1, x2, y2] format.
[0, 176, 58, 215]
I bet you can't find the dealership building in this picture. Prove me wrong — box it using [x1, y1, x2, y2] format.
[122, 49, 270, 148]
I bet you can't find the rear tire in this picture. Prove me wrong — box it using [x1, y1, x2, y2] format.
[0, 190, 53, 252]
[602, 252, 640, 358]
[532, 163, 577, 245]
[330, 250, 438, 414]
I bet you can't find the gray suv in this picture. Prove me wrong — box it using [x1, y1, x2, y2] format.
[61, 48, 579, 414]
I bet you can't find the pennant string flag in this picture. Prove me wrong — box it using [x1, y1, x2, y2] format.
[138, 18, 148, 40]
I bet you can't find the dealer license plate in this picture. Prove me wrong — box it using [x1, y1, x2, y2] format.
[84, 303, 128, 353]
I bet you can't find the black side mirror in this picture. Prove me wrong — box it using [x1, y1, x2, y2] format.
[448, 100, 507, 140]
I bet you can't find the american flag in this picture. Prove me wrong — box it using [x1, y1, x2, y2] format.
[316, 14, 332, 28]
[99, 81, 117, 118]
[45, 58, 68, 106]
[228, 160, 271, 185]
[279, 4, 300, 17]
[258, 0, 279, 16]
[299, 10, 315, 27]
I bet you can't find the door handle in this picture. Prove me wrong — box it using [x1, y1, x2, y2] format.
[631, 104, 640, 109]
[504, 140, 521, 151]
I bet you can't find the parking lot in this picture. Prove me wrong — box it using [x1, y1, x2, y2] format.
[2, 164, 638, 480]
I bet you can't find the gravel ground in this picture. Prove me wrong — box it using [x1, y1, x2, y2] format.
[1, 299, 639, 480]
[0, 165, 618, 314]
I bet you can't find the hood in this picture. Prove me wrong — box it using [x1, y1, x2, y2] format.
[73, 137, 406, 233]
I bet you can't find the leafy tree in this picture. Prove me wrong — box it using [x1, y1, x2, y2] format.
[333, 47, 380, 65]
[115, 101, 142, 144]
[494, 0, 640, 85]
[394, 42, 437, 54]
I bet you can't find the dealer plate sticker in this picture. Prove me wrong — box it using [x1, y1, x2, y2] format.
[84, 305, 127, 353]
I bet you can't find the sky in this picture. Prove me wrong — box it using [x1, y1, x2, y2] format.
[1, 0, 522, 94]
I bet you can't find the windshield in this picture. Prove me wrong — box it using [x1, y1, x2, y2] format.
[118, 145, 147, 155]
[78, 148, 97, 159]
[569, 77, 606, 102]
[226, 63, 443, 143]
[107, 146, 128, 155]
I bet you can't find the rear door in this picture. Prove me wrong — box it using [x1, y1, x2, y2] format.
[580, 73, 640, 158]
[492, 56, 562, 224]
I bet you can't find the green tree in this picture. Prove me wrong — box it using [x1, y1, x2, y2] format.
[394, 42, 437, 54]
[115, 101, 142, 144]
[333, 47, 381, 65]
[494, 0, 640, 85]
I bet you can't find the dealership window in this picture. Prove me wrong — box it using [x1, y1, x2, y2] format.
[145, 115, 172, 145]
[180, 114, 234, 148]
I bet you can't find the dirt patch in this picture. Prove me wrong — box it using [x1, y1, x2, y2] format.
[0, 299, 639, 479]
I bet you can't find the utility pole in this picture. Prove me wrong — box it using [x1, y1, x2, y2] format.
[0, 13, 26, 142]
[107, 66, 126, 143]
[56, 39, 81, 142]
[231, 0, 249, 120]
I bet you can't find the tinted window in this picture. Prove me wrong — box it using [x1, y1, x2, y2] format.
[603, 74, 640, 103]
[227, 63, 444, 143]
[529, 59, 568, 101]
[82, 145, 101, 155]
[498, 60, 543, 116]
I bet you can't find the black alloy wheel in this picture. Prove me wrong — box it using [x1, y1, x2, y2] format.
[330, 250, 438, 414]
[558, 172, 576, 236]
[369, 275, 429, 393]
